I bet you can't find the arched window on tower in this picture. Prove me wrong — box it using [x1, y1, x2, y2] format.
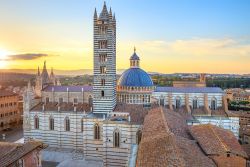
[65, 117, 70, 131]
[34, 115, 39, 129]
[136, 130, 142, 145]
[49, 116, 54, 130]
[101, 79, 105, 86]
[94, 123, 100, 140]
[113, 129, 120, 148]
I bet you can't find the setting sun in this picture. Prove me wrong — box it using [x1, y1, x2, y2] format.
[0, 48, 11, 68]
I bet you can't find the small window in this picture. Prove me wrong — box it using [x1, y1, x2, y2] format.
[101, 90, 105, 97]
[59, 98, 63, 103]
[211, 98, 217, 110]
[49, 117, 54, 130]
[99, 40, 107, 49]
[99, 54, 107, 62]
[100, 66, 107, 74]
[74, 98, 78, 104]
[94, 123, 100, 140]
[176, 98, 181, 109]
[101, 79, 105, 86]
[46, 97, 50, 103]
[193, 99, 198, 109]
[114, 130, 120, 148]
[34, 116, 39, 129]
[65, 117, 70, 131]
[99, 26, 107, 34]
[81, 119, 84, 132]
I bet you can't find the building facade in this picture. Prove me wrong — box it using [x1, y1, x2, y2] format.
[0, 90, 21, 131]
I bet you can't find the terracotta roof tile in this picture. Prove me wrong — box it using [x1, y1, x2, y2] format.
[136, 107, 216, 167]
[0, 141, 44, 167]
[190, 124, 248, 158]
[31, 102, 91, 112]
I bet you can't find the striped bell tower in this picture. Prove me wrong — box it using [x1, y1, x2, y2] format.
[93, 2, 116, 114]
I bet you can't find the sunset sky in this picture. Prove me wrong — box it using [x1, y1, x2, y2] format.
[0, 0, 250, 74]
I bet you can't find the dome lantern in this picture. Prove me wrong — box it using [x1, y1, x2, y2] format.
[130, 47, 140, 68]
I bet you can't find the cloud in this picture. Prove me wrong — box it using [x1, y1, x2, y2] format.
[0, 53, 58, 62]
[139, 38, 250, 59]
[5, 53, 53, 61]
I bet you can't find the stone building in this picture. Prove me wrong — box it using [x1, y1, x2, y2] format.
[0, 141, 44, 167]
[23, 2, 241, 167]
[0, 90, 21, 131]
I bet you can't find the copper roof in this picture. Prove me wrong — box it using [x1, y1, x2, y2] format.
[136, 107, 216, 167]
[0, 141, 43, 167]
[190, 124, 248, 158]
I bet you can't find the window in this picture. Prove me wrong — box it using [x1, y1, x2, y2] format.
[94, 123, 100, 140]
[99, 26, 107, 34]
[160, 98, 164, 106]
[100, 66, 107, 74]
[14, 159, 24, 167]
[74, 98, 78, 104]
[101, 79, 105, 86]
[88, 95, 93, 107]
[46, 97, 49, 103]
[65, 117, 70, 131]
[59, 98, 63, 103]
[176, 97, 181, 109]
[211, 98, 217, 110]
[101, 90, 105, 97]
[136, 130, 142, 145]
[99, 40, 107, 49]
[81, 119, 84, 132]
[34, 116, 39, 129]
[49, 117, 54, 130]
[193, 99, 198, 109]
[114, 130, 120, 148]
[99, 54, 107, 62]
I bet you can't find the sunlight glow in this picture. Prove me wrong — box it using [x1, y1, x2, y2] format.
[0, 48, 11, 68]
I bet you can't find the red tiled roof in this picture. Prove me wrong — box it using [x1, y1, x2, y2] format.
[0, 141, 44, 167]
[190, 124, 248, 158]
[114, 103, 157, 124]
[0, 90, 17, 97]
[31, 102, 92, 112]
[136, 107, 216, 167]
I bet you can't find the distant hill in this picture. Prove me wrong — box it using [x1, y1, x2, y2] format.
[0, 69, 127, 76]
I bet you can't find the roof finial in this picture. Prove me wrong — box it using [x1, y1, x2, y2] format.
[134, 46, 136, 53]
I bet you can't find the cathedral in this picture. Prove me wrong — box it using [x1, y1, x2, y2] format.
[23, 2, 240, 167]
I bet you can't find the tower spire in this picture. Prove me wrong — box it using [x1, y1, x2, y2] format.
[37, 66, 40, 76]
[94, 8, 97, 19]
[43, 61, 47, 70]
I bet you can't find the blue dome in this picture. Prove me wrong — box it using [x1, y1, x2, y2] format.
[118, 68, 153, 87]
